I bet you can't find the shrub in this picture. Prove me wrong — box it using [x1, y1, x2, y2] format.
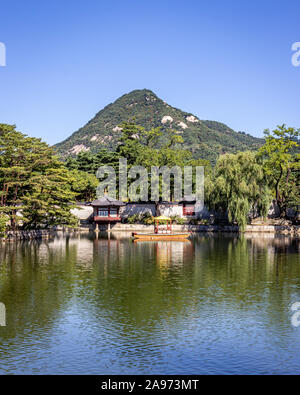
[200, 219, 209, 225]
[140, 212, 155, 225]
[127, 214, 141, 224]
[170, 215, 185, 225]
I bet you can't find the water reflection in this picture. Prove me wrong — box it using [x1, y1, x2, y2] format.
[0, 233, 299, 374]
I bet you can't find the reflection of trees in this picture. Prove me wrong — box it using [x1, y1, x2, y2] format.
[0, 239, 79, 342]
[191, 234, 300, 336]
[86, 234, 300, 338]
[89, 238, 197, 331]
[191, 234, 300, 291]
[0, 233, 299, 351]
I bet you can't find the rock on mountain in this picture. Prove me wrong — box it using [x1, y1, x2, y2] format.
[54, 89, 264, 164]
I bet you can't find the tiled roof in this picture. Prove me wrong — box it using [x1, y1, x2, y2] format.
[90, 196, 125, 207]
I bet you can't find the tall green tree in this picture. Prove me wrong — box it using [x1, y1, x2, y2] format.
[69, 169, 98, 201]
[209, 151, 272, 230]
[116, 120, 145, 166]
[65, 150, 120, 174]
[258, 125, 300, 216]
[0, 124, 78, 229]
[65, 120, 213, 201]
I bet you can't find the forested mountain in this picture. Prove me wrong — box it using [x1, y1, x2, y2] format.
[54, 89, 264, 163]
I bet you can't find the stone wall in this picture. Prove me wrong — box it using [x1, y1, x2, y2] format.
[3, 230, 55, 241]
[1, 224, 299, 241]
[1, 228, 87, 241]
[109, 223, 300, 234]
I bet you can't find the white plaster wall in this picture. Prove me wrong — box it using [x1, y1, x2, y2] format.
[158, 204, 182, 217]
[71, 205, 94, 220]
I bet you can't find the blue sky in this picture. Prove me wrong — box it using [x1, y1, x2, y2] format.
[0, 0, 299, 145]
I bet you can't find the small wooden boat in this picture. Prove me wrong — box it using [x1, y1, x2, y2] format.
[133, 232, 190, 241]
[132, 215, 190, 241]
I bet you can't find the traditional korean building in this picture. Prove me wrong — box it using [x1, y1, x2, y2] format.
[90, 196, 125, 230]
[179, 195, 197, 217]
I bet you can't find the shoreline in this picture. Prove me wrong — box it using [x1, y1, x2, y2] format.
[105, 223, 300, 234]
[1, 223, 300, 241]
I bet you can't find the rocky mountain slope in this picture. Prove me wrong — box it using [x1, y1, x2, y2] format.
[54, 89, 264, 163]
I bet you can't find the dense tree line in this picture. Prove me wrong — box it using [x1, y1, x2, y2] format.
[0, 124, 98, 232]
[0, 121, 299, 233]
[66, 121, 299, 229]
[66, 120, 211, 198]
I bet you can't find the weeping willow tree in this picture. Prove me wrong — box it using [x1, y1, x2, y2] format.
[208, 151, 272, 230]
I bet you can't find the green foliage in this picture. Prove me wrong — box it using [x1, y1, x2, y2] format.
[127, 214, 140, 224]
[199, 219, 209, 225]
[69, 169, 98, 201]
[116, 120, 145, 165]
[258, 125, 300, 216]
[66, 120, 211, 201]
[0, 123, 78, 230]
[140, 212, 155, 225]
[116, 120, 191, 168]
[208, 151, 272, 230]
[170, 215, 185, 225]
[126, 212, 156, 225]
[66, 149, 120, 174]
[2, 114, 299, 236]
[0, 214, 8, 237]
[54, 89, 264, 165]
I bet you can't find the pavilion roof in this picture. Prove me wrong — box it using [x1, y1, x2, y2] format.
[90, 196, 125, 207]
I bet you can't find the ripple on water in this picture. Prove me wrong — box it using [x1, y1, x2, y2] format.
[0, 233, 300, 374]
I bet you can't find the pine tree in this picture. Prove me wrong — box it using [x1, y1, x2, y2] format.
[0, 124, 78, 230]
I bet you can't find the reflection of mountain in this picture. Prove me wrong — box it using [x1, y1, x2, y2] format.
[0, 233, 300, 374]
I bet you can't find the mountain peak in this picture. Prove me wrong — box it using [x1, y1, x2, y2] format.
[126, 88, 157, 96]
[54, 91, 264, 163]
[115, 88, 159, 104]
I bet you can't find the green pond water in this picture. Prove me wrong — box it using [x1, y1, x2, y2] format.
[0, 232, 300, 374]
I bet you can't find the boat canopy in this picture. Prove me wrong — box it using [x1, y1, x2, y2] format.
[154, 215, 172, 221]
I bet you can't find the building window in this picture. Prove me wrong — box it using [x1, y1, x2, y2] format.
[98, 207, 108, 217]
[183, 205, 195, 216]
[110, 208, 118, 217]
